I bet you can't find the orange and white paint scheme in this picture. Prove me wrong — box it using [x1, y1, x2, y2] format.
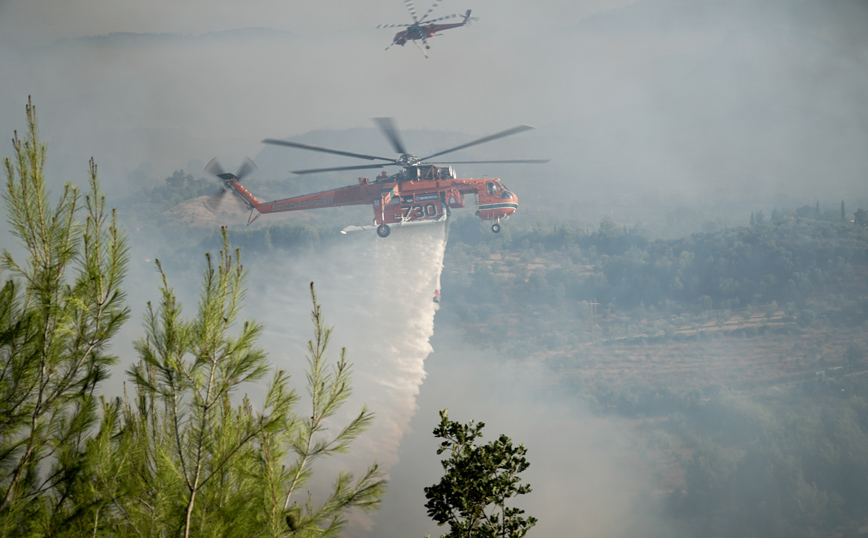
[206, 118, 543, 238]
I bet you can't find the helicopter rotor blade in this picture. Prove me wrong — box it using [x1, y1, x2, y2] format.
[235, 157, 256, 181]
[425, 13, 459, 23]
[206, 156, 258, 181]
[204, 157, 227, 179]
[430, 159, 550, 164]
[404, 0, 419, 22]
[292, 163, 398, 175]
[205, 188, 229, 211]
[378, 22, 411, 28]
[262, 138, 395, 162]
[373, 117, 408, 155]
[418, 0, 444, 23]
[420, 125, 536, 161]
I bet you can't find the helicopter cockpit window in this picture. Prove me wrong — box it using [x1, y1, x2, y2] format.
[487, 182, 497, 195]
[500, 191, 515, 200]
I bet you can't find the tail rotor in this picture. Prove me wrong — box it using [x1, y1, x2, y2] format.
[204, 157, 256, 210]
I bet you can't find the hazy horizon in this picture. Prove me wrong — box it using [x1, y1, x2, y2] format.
[2, 1, 868, 536]
[2, 0, 867, 209]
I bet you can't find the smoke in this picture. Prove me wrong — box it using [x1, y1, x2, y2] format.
[239, 217, 676, 538]
[370, 335, 680, 538]
[103, 200, 680, 538]
[3, 0, 868, 534]
[5, 0, 868, 218]
[93, 213, 450, 536]
[248, 222, 447, 473]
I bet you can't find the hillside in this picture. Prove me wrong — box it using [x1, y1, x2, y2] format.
[122, 176, 868, 536]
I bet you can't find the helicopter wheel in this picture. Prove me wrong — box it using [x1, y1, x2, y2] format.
[491, 223, 501, 233]
[377, 224, 391, 238]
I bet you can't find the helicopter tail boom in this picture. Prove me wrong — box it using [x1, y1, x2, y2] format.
[223, 179, 262, 210]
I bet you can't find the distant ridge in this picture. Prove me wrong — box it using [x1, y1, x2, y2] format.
[52, 27, 296, 49]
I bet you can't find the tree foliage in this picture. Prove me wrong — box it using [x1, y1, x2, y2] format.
[0, 98, 384, 537]
[0, 97, 130, 535]
[424, 410, 536, 538]
[668, 390, 868, 538]
[89, 241, 386, 537]
[438, 207, 868, 354]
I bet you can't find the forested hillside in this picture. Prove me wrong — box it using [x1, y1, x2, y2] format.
[138, 174, 868, 537]
[434, 209, 868, 538]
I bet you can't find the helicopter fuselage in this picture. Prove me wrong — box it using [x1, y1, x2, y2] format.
[222, 174, 518, 231]
[236, 117, 543, 236]
[388, 9, 472, 48]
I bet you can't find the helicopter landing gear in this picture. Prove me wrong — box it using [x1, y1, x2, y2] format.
[491, 222, 501, 233]
[377, 223, 391, 238]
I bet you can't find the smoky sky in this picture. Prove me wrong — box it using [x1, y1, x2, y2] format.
[0, 0, 634, 42]
[2, 0, 867, 210]
[2, 1, 867, 536]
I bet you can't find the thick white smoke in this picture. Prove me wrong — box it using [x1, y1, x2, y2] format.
[248, 222, 447, 473]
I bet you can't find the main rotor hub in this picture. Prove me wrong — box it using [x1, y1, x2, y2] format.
[397, 154, 420, 167]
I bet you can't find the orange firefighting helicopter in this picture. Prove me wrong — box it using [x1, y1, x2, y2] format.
[205, 118, 547, 238]
[378, 0, 475, 57]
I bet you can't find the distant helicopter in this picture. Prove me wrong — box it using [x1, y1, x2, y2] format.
[378, 0, 475, 57]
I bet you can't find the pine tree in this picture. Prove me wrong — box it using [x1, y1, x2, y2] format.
[252, 283, 386, 537]
[95, 231, 275, 537]
[0, 97, 130, 535]
[90, 239, 384, 537]
[424, 410, 536, 538]
[1, 97, 384, 537]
